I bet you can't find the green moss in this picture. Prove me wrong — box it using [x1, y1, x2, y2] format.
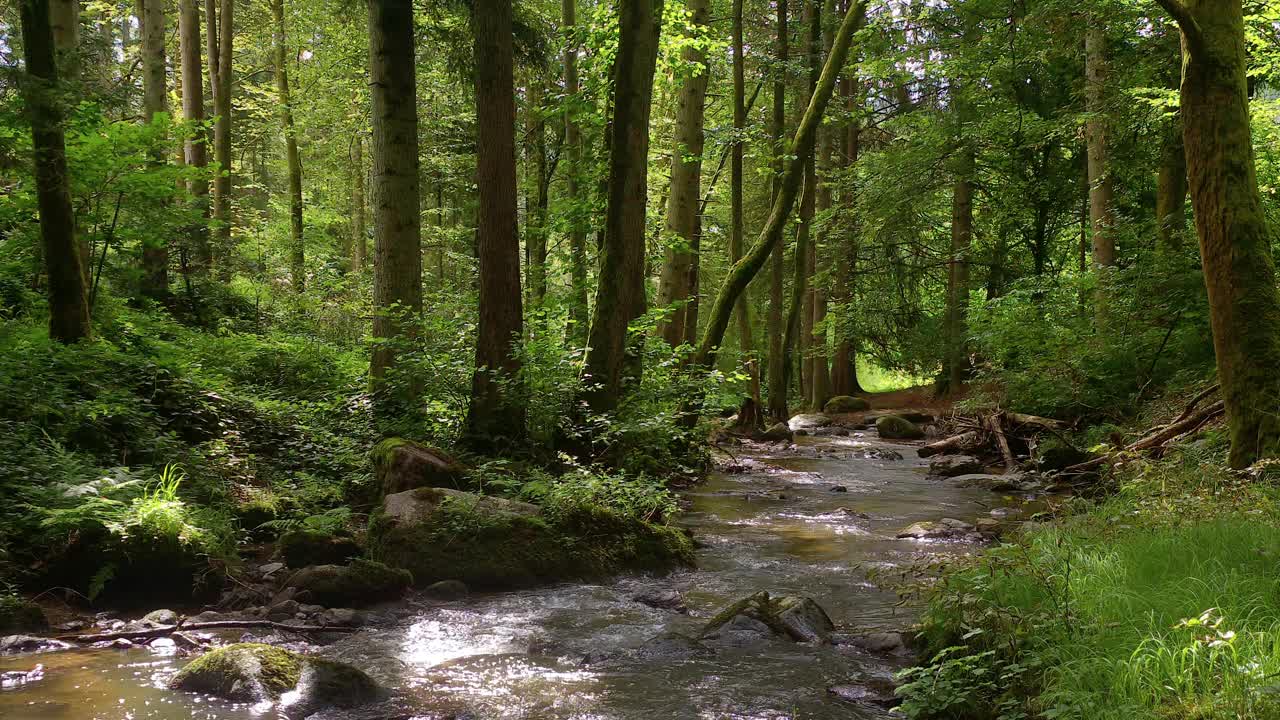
[278, 528, 361, 568]
[368, 490, 694, 590]
[170, 643, 302, 701]
[284, 558, 411, 606]
[699, 592, 790, 638]
[371, 437, 411, 467]
[876, 414, 925, 439]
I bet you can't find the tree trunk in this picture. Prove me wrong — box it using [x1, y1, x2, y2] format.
[207, 0, 233, 273]
[730, 0, 761, 409]
[766, 0, 789, 421]
[351, 135, 366, 269]
[49, 0, 79, 80]
[784, 0, 820, 411]
[1160, 0, 1280, 468]
[368, 0, 423, 383]
[178, 0, 212, 270]
[524, 76, 549, 307]
[946, 144, 974, 393]
[830, 72, 864, 395]
[138, 0, 168, 299]
[20, 0, 92, 343]
[808, 0, 835, 411]
[691, 1, 867, 381]
[1156, 113, 1188, 254]
[563, 0, 589, 344]
[655, 0, 710, 348]
[1085, 22, 1115, 270]
[579, 0, 665, 415]
[467, 0, 526, 445]
[271, 0, 305, 291]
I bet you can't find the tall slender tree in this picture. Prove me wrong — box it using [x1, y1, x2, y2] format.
[1085, 21, 1115, 271]
[20, 0, 92, 343]
[138, 0, 168, 299]
[467, 0, 526, 444]
[1154, 0, 1280, 468]
[178, 0, 212, 269]
[368, 0, 423, 384]
[207, 0, 234, 270]
[580, 0, 665, 415]
[563, 0, 589, 343]
[351, 135, 366, 269]
[655, 0, 711, 348]
[730, 0, 761, 412]
[271, 0, 305, 290]
[766, 0, 789, 421]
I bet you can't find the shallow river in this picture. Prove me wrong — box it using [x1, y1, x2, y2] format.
[0, 433, 1023, 720]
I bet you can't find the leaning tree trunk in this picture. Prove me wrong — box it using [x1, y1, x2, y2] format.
[178, 0, 212, 269]
[467, 0, 526, 445]
[655, 0, 710, 347]
[207, 0, 233, 273]
[691, 0, 867, 382]
[563, 0, 589, 344]
[766, 0, 789, 422]
[271, 0, 305, 291]
[1157, 0, 1280, 468]
[20, 0, 92, 343]
[138, 0, 168, 299]
[730, 0, 761, 410]
[579, 0, 665, 415]
[368, 0, 423, 385]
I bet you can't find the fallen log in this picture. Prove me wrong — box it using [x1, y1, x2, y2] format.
[917, 431, 982, 458]
[1003, 412, 1067, 432]
[987, 415, 1018, 471]
[59, 619, 357, 644]
[1062, 399, 1226, 475]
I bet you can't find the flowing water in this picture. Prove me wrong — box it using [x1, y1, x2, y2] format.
[0, 432, 1031, 720]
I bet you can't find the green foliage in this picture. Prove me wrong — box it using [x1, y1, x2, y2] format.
[899, 442, 1280, 720]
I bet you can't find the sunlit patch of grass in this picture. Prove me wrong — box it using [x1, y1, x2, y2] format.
[857, 356, 928, 392]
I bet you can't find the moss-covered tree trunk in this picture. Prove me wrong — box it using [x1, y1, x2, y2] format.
[20, 0, 92, 343]
[690, 1, 866, 390]
[563, 0, 589, 344]
[467, 0, 526, 445]
[368, 0, 422, 385]
[178, 0, 212, 270]
[207, 0, 233, 273]
[351, 135, 366, 269]
[1085, 21, 1115, 275]
[138, 0, 168, 300]
[1157, 0, 1280, 468]
[945, 144, 974, 394]
[655, 0, 710, 348]
[766, 0, 789, 422]
[580, 0, 664, 415]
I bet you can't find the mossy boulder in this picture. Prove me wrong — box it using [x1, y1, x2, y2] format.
[278, 529, 362, 568]
[373, 438, 469, 496]
[700, 592, 835, 645]
[170, 643, 380, 714]
[1034, 437, 1093, 472]
[875, 414, 925, 440]
[40, 523, 218, 607]
[0, 596, 46, 634]
[823, 395, 871, 414]
[281, 559, 411, 607]
[761, 422, 793, 442]
[368, 487, 694, 590]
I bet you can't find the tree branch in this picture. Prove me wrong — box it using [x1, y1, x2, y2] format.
[1152, 0, 1204, 57]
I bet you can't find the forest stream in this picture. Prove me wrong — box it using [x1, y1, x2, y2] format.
[0, 430, 1035, 720]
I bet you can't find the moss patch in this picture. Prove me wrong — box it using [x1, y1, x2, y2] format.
[170, 643, 303, 702]
[282, 558, 411, 607]
[278, 529, 361, 568]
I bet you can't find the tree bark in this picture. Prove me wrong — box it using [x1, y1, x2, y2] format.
[730, 0, 761, 408]
[20, 0, 92, 343]
[271, 0, 305, 291]
[49, 0, 79, 81]
[808, 0, 835, 411]
[467, 0, 526, 445]
[178, 0, 212, 269]
[207, 0, 233, 272]
[351, 136, 366, 270]
[691, 1, 867, 383]
[1085, 21, 1115, 270]
[563, 0, 589, 344]
[368, 0, 423, 383]
[524, 76, 549, 306]
[946, 143, 974, 393]
[579, 0, 665, 415]
[138, 0, 168, 299]
[830, 72, 864, 395]
[655, 0, 710, 347]
[1158, 0, 1280, 468]
[766, 0, 789, 421]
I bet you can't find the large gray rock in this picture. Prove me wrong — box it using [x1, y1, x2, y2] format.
[896, 518, 976, 540]
[170, 643, 381, 716]
[0, 635, 71, 656]
[761, 422, 794, 442]
[373, 438, 469, 496]
[823, 396, 871, 414]
[875, 415, 925, 440]
[949, 473, 1036, 493]
[927, 455, 984, 478]
[788, 413, 833, 431]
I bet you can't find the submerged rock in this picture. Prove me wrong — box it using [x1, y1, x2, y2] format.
[827, 678, 900, 708]
[761, 422, 793, 442]
[423, 580, 470, 601]
[170, 643, 381, 716]
[282, 559, 411, 607]
[635, 632, 713, 661]
[927, 455, 984, 478]
[700, 592, 835, 646]
[838, 631, 912, 656]
[811, 426, 851, 437]
[823, 395, 871, 414]
[788, 413, 833, 431]
[632, 589, 687, 613]
[875, 415, 925, 440]
[0, 635, 72, 655]
[896, 518, 976, 540]
[368, 487, 693, 590]
[373, 438, 469, 496]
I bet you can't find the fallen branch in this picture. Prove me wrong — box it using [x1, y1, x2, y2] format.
[1062, 399, 1226, 475]
[988, 414, 1018, 471]
[918, 430, 982, 458]
[1003, 412, 1067, 432]
[59, 620, 357, 643]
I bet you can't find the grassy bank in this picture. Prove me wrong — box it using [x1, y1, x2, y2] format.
[898, 432, 1280, 720]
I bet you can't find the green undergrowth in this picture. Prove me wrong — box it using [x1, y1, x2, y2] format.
[899, 433, 1280, 720]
